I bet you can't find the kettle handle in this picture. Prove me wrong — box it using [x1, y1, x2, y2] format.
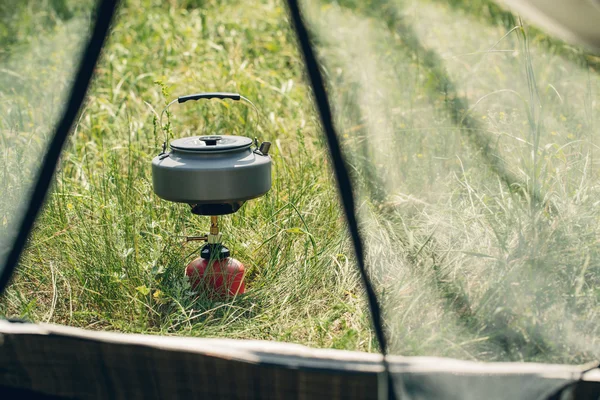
[159, 92, 259, 153]
[177, 92, 241, 103]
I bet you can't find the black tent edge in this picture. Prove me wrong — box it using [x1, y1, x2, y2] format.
[284, 0, 395, 399]
[0, 0, 120, 293]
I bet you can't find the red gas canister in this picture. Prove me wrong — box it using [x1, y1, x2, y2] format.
[185, 255, 245, 297]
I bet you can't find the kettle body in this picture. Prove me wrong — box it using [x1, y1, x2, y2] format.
[152, 134, 271, 215]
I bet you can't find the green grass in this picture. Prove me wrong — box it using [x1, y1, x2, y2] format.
[1, 0, 599, 363]
[0, 0, 372, 351]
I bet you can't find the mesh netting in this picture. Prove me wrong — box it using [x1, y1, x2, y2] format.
[302, 0, 600, 363]
[0, 2, 94, 270]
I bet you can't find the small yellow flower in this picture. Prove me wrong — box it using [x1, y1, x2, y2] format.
[560, 115, 567, 122]
[499, 112, 505, 119]
[567, 133, 575, 140]
[417, 153, 423, 158]
[67, 203, 73, 211]
[481, 115, 487, 120]
[551, 131, 557, 136]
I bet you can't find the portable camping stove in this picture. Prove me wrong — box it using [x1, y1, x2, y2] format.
[151, 92, 271, 296]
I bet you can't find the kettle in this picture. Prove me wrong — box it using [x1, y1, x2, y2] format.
[151, 92, 272, 215]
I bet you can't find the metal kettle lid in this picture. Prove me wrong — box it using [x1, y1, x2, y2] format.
[170, 135, 252, 153]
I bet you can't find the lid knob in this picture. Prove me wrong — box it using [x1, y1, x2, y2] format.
[199, 136, 222, 146]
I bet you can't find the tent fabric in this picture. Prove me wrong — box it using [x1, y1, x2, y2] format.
[0, 0, 600, 398]
[501, 0, 600, 50]
[0, 320, 598, 400]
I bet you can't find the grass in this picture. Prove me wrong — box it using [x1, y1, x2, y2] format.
[1, 0, 599, 364]
[0, 0, 372, 351]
